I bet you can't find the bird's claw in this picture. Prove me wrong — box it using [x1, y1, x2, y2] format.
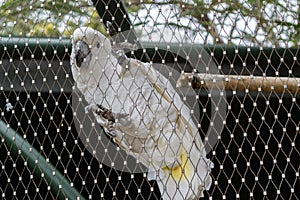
[94, 104, 131, 137]
[105, 121, 117, 137]
[95, 104, 115, 123]
[106, 21, 117, 37]
[92, 104, 117, 138]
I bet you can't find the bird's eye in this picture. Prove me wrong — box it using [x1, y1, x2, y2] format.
[96, 43, 100, 48]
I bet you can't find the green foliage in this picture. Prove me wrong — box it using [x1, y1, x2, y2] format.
[124, 0, 300, 47]
[0, 0, 299, 46]
[0, 0, 101, 37]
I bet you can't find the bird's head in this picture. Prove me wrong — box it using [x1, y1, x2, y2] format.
[71, 27, 111, 69]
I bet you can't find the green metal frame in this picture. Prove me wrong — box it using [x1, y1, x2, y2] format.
[0, 120, 85, 200]
[0, 37, 299, 93]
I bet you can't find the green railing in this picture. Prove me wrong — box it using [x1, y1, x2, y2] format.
[0, 120, 85, 200]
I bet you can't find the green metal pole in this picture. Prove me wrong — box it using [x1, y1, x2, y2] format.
[0, 120, 85, 200]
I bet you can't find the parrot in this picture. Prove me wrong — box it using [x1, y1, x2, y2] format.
[70, 25, 214, 199]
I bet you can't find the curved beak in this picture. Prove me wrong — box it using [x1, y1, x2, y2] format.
[75, 41, 91, 68]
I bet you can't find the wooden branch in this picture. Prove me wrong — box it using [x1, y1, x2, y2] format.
[176, 73, 300, 94]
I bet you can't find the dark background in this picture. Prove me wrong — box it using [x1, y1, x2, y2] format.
[0, 45, 300, 199]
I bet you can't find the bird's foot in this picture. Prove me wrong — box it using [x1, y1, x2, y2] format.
[95, 104, 115, 123]
[105, 120, 117, 137]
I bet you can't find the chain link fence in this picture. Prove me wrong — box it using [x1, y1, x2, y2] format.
[0, 0, 299, 199]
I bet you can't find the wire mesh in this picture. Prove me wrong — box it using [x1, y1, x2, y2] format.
[0, 0, 299, 199]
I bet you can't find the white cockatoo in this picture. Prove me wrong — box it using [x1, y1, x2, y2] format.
[70, 25, 214, 199]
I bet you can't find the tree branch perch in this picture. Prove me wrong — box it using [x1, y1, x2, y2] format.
[177, 73, 300, 94]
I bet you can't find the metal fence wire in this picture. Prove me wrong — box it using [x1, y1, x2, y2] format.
[0, 0, 299, 199]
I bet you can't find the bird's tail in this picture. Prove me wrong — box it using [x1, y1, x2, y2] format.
[148, 149, 213, 200]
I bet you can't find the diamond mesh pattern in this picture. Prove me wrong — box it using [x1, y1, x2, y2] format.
[0, 0, 299, 199]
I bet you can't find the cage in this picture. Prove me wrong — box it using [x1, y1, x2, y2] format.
[0, 0, 299, 199]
